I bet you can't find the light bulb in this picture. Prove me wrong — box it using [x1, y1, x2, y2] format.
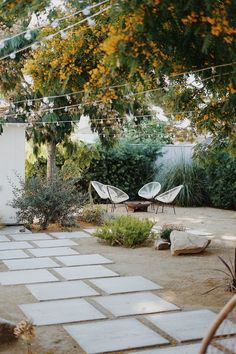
[24, 31, 32, 41]
[31, 42, 40, 50]
[43, 97, 49, 104]
[60, 31, 67, 39]
[87, 18, 95, 26]
[82, 7, 90, 16]
[10, 52, 16, 59]
[51, 20, 59, 28]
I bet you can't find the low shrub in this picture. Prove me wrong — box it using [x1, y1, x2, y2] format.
[10, 175, 87, 229]
[94, 215, 154, 247]
[159, 224, 186, 243]
[78, 204, 116, 225]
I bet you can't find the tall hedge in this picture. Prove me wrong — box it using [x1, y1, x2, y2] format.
[79, 141, 160, 200]
[194, 147, 236, 210]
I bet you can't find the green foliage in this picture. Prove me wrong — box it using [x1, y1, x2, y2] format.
[194, 145, 236, 210]
[25, 156, 47, 179]
[159, 224, 186, 243]
[123, 119, 174, 144]
[10, 175, 87, 229]
[159, 159, 208, 206]
[94, 215, 154, 247]
[79, 141, 160, 200]
[78, 204, 115, 225]
[205, 248, 236, 294]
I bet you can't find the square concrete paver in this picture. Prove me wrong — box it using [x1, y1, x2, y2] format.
[0, 269, 58, 285]
[131, 343, 222, 354]
[64, 318, 168, 354]
[90, 276, 162, 294]
[27, 280, 99, 301]
[93, 292, 179, 317]
[28, 247, 79, 257]
[3, 257, 60, 270]
[11, 233, 52, 241]
[217, 337, 236, 352]
[54, 265, 119, 280]
[50, 231, 91, 239]
[146, 310, 236, 342]
[0, 235, 10, 242]
[56, 254, 113, 267]
[84, 228, 97, 235]
[0, 241, 33, 250]
[0, 226, 31, 234]
[0, 250, 29, 260]
[19, 298, 106, 326]
[32, 239, 77, 248]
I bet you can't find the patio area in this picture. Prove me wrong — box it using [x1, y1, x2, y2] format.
[0, 206, 235, 354]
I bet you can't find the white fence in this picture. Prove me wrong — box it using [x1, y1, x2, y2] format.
[156, 144, 194, 173]
[0, 125, 25, 224]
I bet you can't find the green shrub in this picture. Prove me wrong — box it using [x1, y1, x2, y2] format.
[94, 215, 154, 247]
[158, 159, 208, 206]
[78, 204, 116, 225]
[79, 141, 160, 200]
[10, 175, 87, 229]
[194, 146, 236, 210]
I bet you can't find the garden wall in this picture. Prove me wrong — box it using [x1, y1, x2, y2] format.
[0, 124, 26, 224]
[157, 144, 194, 171]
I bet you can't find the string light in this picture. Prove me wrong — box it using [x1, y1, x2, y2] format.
[0, 4, 112, 61]
[0, 0, 109, 50]
[9, 65, 236, 108]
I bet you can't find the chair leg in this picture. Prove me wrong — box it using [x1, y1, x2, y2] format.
[173, 204, 176, 214]
[155, 204, 159, 214]
[162, 204, 164, 213]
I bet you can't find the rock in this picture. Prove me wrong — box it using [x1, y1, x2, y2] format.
[154, 240, 170, 250]
[170, 230, 211, 256]
[150, 224, 161, 236]
[0, 318, 17, 344]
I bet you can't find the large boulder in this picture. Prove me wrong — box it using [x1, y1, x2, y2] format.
[170, 230, 211, 256]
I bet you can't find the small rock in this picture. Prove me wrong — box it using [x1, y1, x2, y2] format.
[150, 224, 161, 236]
[170, 230, 211, 256]
[155, 239, 171, 250]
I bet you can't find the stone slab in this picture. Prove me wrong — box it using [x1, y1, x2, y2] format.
[146, 310, 236, 342]
[54, 265, 119, 280]
[27, 280, 99, 301]
[3, 257, 60, 270]
[131, 343, 222, 353]
[0, 242, 33, 250]
[217, 337, 236, 352]
[0, 226, 31, 234]
[90, 276, 162, 294]
[0, 235, 10, 242]
[19, 298, 106, 326]
[11, 233, 52, 241]
[56, 254, 113, 267]
[84, 228, 97, 235]
[64, 318, 169, 354]
[50, 231, 91, 239]
[0, 250, 29, 260]
[0, 269, 58, 285]
[93, 292, 179, 317]
[32, 239, 77, 248]
[28, 247, 79, 257]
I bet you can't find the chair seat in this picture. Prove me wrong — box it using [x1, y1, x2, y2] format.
[138, 182, 161, 200]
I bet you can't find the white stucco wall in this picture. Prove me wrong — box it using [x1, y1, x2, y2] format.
[0, 124, 25, 224]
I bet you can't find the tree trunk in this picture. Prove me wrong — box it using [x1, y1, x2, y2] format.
[46, 141, 57, 183]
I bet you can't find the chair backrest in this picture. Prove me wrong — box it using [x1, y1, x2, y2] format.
[138, 182, 161, 199]
[106, 185, 129, 203]
[91, 181, 109, 200]
[155, 185, 183, 203]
